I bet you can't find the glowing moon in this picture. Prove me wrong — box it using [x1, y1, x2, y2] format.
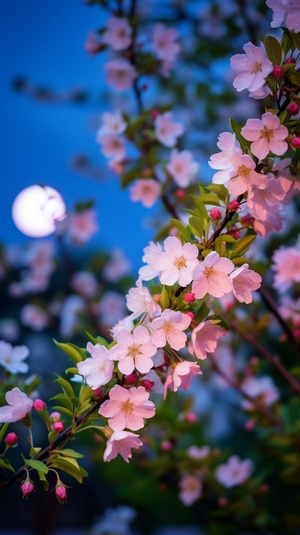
[12, 185, 66, 238]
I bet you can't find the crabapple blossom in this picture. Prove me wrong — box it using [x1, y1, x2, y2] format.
[192, 251, 234, 299]
[230, 42, 273, 94]
[189, 320, 226, 360]
[154, 236, 199, 287]
[166, 149, 199, 187]
[104, 58, 137, 91]
[209, 131, 242, 184]
[126, 280, 161, 321]
[102, 17, 132, 51]
[151, 23, 180, 64]
[241, 376, 280, 410]
[97, 134, 125, 163]
[215, 455, 253, 487]
[129, 179, 161, 208]
[21, 478, 34, 498]
[96, 110, 127, 136]
[267, 0, 300, 32]
[102, 248, 131, 282]
[59, 295, 85, 338]
[109, 325, 157, 375]
[138, 241, 164, 281]
[103, 430, 143, 463]
[20, 304, 49, 331]
[0, 387, 33, 423]
[97, 291, 127, 327]
[77, 342, 114, 390]
[241, 112, 288, 160]
[226, 152, 267, 195]
[5, 432, 18, 446]
[187, 445, 210, 460]
[99, 384, 155, 431]
[163, 360, 202, 399]
[154, 112, 184, 148]
[70, 271, 99, 298]
[150, 309, 192, 351]
[33, 399, 46, 411]
[230, 264, 262, 304]
[110, 316, 135, 338]
[84, 31, 101, 56]
[254, 211, 284, 238]
[0, 340, 29, 374]
[67, 208, 99, 246]
[272, 244, 300, 292]
[55, 482, 67, 503]
[279, 296, 300, 324]
[247, 175, 285, 221]
[179, 474, 203, 506]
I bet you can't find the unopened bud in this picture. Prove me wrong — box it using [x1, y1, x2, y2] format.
[161, 441, 172, 451]
[227, 200, 239, 211]
[186, 311, 195, 321]
[5, 432, 18, 447]
[50, 412, 61, 422]
[175, 189, 186, 199]
[291, 136, 300, 149]
[286, 56, 296, 64]
[210, 208, 222, 221]
[141, 379, 154, 391]
[228, 227, 240, 239]
[150, 108, 159, 119]
[245, 419, 256, 431]
[185, 412, 197, 423]
[52, 421, 64, 433]
[293, 329, 300, 338]
[125, 372, 139, 385]
[33, 399, 46, 411]
[287, 102, 299, 115]
[92, 387, 103, 398]
[273, 65, 285, 79]
[240, 215, 254, 226]
[55, 483, 67, 504]
[21, 479, 34, 498]
[184, 292, 195, 303]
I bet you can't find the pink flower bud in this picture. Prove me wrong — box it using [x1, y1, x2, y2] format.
[186, 311, 195, 321]
[50, 411, 61, 422]
[273, 65, 285, 79]
[227, 199, 239, 211]
[245, 419, 256, 431]
[240, 215, 254, 226]
[141, 168, 151, 177]
[5, 432, 18, 447]
[286, 56, 296, 64]
[33, 399, 46, 411]
[141, 379, 155, 391]
[287, 102, 299, 115]
[293, 329, 300, 338]
[153, 293, 161, 303]
[55, 483, 67, 504]
[92, 388, 103, 398]
[161, 441, 172, 451]
[125, 372, 139, 385]
[218, 497, 228, 507]
[291, 137, 300, 149]
[228, 227, 240, 239]
[175, 189, 186, 199]
[21, 479, 34, 498]
[52, 421, 64, 433]
[150, 108, 159, 119]
[210, 208, 222, 221]
[185, 412, 197, 423]
[184, 292, 195, 303]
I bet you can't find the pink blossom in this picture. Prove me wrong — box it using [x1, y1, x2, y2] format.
[103, 248, 131, 282]
[126, 280, 161, 321]
[0, 387, 33, 423]
[166, 149, 199, 187]
[163, 360, 202, 399]
[0, 340, 29, 374]
[138, 241, 164, 281]
[208, 132, 242, 184]
[254, 211, 284, 238]
[102, 17, 132, 51]
[84, 31, 101, 56]
[71, 271, 99, 298]
[154, 112, 184, 148]
[67, 209, 99, 246]
[150, 309, 191, 351]
[103, 430, 143, 462]
[152, 23, 180, 64]
[179, 474, 202, 506]
[215, 455, 253, 487]
[20, 304, 49, 331]
[227, 153, 267, 195]
[187, 445, 210, 460]
[230, 42, 273, 93]
[96, 110, 127, 136]
[129, 179, 161, 208]
[247, 176, 285, 222]
[241, 112, 288, 160]
[272, 244, 300, 292]
[241, 376, 280, 411]
[104, 58, 137, 91]
[279, 296, 300, 324]
[97, 291, 127, 327]
[97, 134, 125, 163]
[267, 0, 300, 32]
[156, 236, 199, 287]
[230, 264, 262, 304]
[189, 320, 225, 360]
[109, 325, 157, 375]
[192, 251, 234, 299]
[77, 342, 114, 389]
[99, 384, 155, 430]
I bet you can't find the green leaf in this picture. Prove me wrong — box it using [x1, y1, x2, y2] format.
[79, 385, 93, 406]
[85, 331, 109, 348]
[51, 406, 74, 418]
[229, 119, 249, 151]
[54, 448, 84, 459]
[190, 195, 209, 220]
[30, 447, 42, 458]
[209, 184, 229, 205]
[160, 285, 170, 310]
[49, 457, 86, 483]
[0, 423, 9, 444]
[264, 35, 282, 65]
[51, 393, 74, 411]
[199, 193, 220, 206]
[25, 458, 49, 474]
[53, 340, 85, 364]
[281, 29, 293, 56]
[55, 375, 75, 398]
[169, 218, 191, 242]
[232, 234, 257, 255]
[188, 216, 204, 238]
[0, 457, 15, 473]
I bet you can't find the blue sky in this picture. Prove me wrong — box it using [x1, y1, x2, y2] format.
[1, 0, 158, 274]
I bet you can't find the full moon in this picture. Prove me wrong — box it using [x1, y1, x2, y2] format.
[12, 185, 66, 238]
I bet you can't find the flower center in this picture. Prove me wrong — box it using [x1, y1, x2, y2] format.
[121, 401, 133, 413]
[261, 127, 274, 141]
[163, 320, 174, 334]
[251, 61, 262, 73]
[127, 343, 142, 358]
[174, 255, 187, 269]
[204, 266, 215, 279]
[238, 164, 250, 178]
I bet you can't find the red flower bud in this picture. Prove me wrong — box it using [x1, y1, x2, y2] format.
[161, 441, 172, 451]
[141, 379, 155, 391]
[186, 311, 195, 321]
[185, 412, 197, 423]
[210, 208, 222, 221]
[184, 292, 195, 303]
[33, 399, 46, 411]
[286, 56, 296, 64]
[52, 421, 64, 433]
[55, 483, 67, 504]
[240, 215, 254, 226]
[272, 65, 285, 79]
[291, 136, 300, 148]
[228, 227, 240, 239]
[21, 479, 34, 498]
[5, 432, 18, 447]
[125, 372, 139, 385]
[287, 102, 299, 115]
[175, 189, 186, 199]
[227, 200, 239, 211]
[150, 108, 159, 119]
